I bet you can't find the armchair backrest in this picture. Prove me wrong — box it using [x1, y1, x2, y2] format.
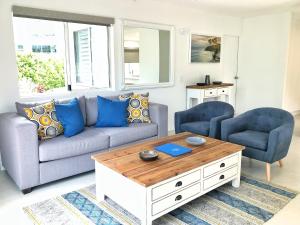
[245, 107, 294, 132]
[189, 101, 234, 121]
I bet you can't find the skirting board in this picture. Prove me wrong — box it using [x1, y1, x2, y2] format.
[291, 110, 300, 116]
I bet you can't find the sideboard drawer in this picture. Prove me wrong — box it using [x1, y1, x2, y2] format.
[217, 88, 229, 95]
[203, 166, 238, 191]
[204, 89, 217, 97]
[152, 170, 201, 201]
[152, 183, 200, 216]
[203, 154, 239, 178]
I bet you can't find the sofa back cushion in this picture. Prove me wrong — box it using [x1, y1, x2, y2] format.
[86, 93, 132, 126]
[16, 96, 87, 125]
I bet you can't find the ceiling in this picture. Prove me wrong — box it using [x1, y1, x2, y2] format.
[153, 0, 300, 17]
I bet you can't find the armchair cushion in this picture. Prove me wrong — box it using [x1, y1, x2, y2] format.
[228, 130, 269, 151]
[180, 121, 210, 136]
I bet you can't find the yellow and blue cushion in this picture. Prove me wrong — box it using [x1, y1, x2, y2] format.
[24, 101, 63, 140]
[119, 93, 151, 123]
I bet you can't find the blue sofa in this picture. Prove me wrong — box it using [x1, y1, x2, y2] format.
[0, 95, 168, 193]
[175, 101, 234, 139]
[221, 107, 294, 181]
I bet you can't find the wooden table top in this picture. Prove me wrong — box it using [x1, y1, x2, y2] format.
[92, 132, 244, 187]
[186, 83, 233, 89]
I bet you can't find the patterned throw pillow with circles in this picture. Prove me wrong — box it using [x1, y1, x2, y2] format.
[23, 101, 64, 140]
[119, 93, 151, 123]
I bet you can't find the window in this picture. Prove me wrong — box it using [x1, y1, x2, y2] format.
[12, 6, 114, 97]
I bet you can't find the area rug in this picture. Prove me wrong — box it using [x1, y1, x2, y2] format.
[23, 175, 298, 225]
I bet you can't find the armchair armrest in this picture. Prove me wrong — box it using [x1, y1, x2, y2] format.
[265, 123, 294, 163]
[149, 103, 168, 137]
[221, 115, 249, 141]
[0, 113, 39, 190]
[174, 109, 191, 134]
[210, 114, 234, 139]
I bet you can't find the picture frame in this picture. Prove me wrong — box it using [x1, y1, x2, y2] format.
[189, 33, 221, 63]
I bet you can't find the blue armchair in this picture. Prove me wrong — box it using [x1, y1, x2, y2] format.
[221, 107, 294, 181]
[175, 101, 234, 139]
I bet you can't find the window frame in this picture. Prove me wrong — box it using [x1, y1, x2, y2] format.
[12, 6, 115, 99]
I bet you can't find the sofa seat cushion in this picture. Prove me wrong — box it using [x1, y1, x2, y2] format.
[228, 130, 269, 151]
[180, 121, 210, 136]
[39, 127, 109, 162]
[98, 123, 158, 147]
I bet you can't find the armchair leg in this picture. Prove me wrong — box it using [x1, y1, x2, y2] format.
[278, 160, 283, 167]
[266, 163, 271, 182]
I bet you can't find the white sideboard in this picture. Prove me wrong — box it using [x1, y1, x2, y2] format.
[186, 83, 234, 109]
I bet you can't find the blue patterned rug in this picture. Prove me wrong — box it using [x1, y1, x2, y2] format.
[23, 176, 297, 225]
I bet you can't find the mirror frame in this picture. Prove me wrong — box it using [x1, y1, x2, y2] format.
[120, 20, 175, 90]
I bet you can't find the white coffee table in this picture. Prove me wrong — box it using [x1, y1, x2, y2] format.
[92, 132, 244, 225]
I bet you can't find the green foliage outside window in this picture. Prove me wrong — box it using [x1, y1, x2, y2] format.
[16, 54, 65, 93]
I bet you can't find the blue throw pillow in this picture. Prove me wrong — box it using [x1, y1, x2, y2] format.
[95, 96, 129, 127]
[55, 98, 85, 137]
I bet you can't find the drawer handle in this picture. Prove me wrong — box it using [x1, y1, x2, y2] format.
[175, 181, 183, 187]
[219, 175, 225, 180]
[210, 92, 212, 94]
[222, 90, 225, 92]
[220, 163, 225, 168]
[175, 195, 182, 201]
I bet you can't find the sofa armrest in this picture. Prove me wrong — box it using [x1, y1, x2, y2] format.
[221, 115, 248, 141]
[210, 114, 234, 139]
[149, 103, 168, 137]
[0, 113, 39, 190]
[266, 123, 294, 163]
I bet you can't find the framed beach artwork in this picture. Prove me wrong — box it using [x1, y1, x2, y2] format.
[190, 34, 221, 63]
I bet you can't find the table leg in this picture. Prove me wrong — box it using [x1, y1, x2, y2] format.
[96, 184, 105, 201]
[140, 218, 152, 225]
[232, 176, 240, 188]
[95, 168, 105, 201]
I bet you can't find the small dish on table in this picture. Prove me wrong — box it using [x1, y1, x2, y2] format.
[185, 136, 206, 146]
[139, 150, 159, 161]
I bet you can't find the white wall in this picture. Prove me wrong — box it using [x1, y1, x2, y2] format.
[236, 13, 291, 113]
[283, 14, 300, 113]
[0, 0, 242, 132]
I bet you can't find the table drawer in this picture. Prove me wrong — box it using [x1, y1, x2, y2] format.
[152, 183, 200, 216]
[152, 170, 201, 201]
[217, 88, 229, 95]
[203, 166, 238, 191]
[203, 154, 239, 178]
[204, 89, 217, 97]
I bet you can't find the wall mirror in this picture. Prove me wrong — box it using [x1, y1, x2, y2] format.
[121, 20, 174, 89]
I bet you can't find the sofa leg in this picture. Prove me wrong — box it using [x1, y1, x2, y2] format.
[266, 163, 271, 182]
[22, 188, 32, 194]
[278, 160, 283, 167]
